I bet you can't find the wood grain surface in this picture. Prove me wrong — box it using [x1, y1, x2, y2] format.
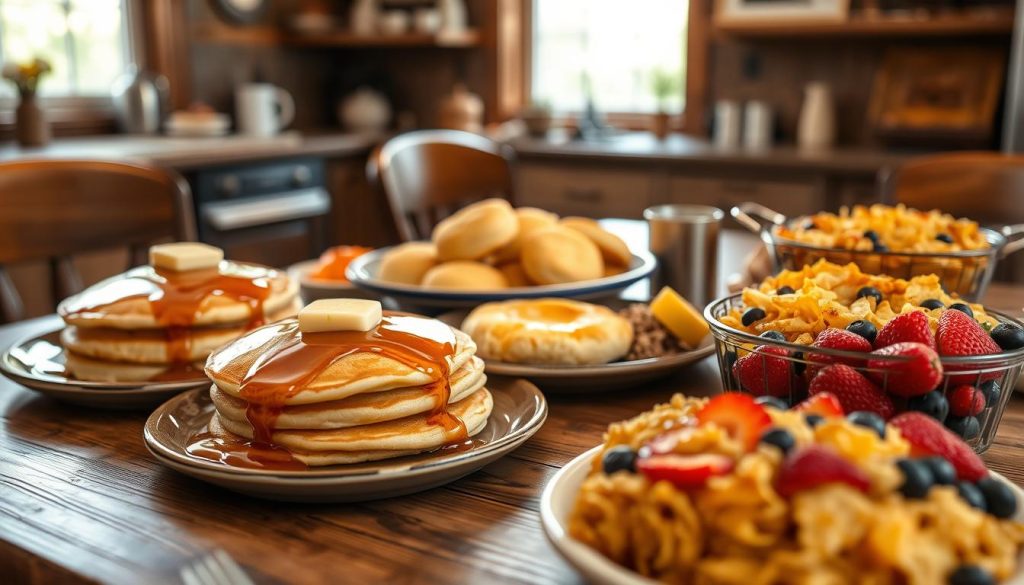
[2, 233, 1023, 585]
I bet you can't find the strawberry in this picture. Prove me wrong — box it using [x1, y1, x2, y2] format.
[732, 346, 794, 397]
[793, 392, 845, 418]
[936, 309, 1002, 385]
[775, 445, 871, 497]
[866, 342, 942, 397]
[874, 311, 935, 350]
[889, 412, 987, 482]
[695, 393, 772, 451]
[805, 328, 872, 379]
[637, 453, 735, 488]
[948, 385, 986, 417]
[808, 364, 894, 420]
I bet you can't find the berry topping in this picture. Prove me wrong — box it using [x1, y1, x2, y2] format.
[937, 308, 1000, 356]
[732, 346, 794, 398]
[935, 233, 954, 244]
[846, 319, 878, 344]
[907, 390, 949, 423]
[636, 453, 734, 488]
[696, 393, 772, 452]
[866, 342, 943, 397]
[863, 230, 880, 243]
[920, 299, 945, 310]
[776, 285, 795, 295]
[980, 380, 1001, 406]
[977, 477, 1017, 519]
[956, 481, 987, 511]
[856, 286, 883, 306]
[760, 330, 786, 342]
[742, 307, 767, 327]
[873, 242, 889, 253]
[848, 411, 887, 438]
[949, 386, 986, 417]
[804, 414, 825, 428]
[809, 364, 894, 420]
[794, 392, 845, 418]
[990, 323, 1024, 351]
[948, 302, 975, 318]
[896, 459, 934, 499]
[754, 395, 789, 410]
[889, 412, 987, 482]
[874, 310, 935, 350]
[775, 446, 870, 498]
[922, 456, 957, 486]
[946, 416, 981, 441]
[602, 446, 638, 475]
[949, 565, 996, 585]
[806, 328, 872, 376]
[759, 428, 795, 454]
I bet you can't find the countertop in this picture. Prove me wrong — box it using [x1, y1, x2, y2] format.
[0, 131, 380, 170]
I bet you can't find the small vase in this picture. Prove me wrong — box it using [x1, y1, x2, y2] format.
[651, 111, 671, 140]
[797, 82, 835, 150]
[15, 94, 50, 148]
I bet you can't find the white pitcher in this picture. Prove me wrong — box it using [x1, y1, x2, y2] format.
[235, 83, 295, 137]
[797, 82, 835, 149]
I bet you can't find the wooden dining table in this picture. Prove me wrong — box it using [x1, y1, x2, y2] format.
[2, 226, 1024, 585]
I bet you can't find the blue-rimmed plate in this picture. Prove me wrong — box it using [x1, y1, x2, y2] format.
[346, 246, 656, 310]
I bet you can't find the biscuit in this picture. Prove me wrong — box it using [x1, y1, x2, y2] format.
[560, 217, 632, 267]
[378, 242, 438, 285]
[432, 198, 518, 261]
[492, 207, 559, 263]
[521, 225, 603, 285]
[461, 298, 633, 365]
[421, 261, 509, 290]
[498, 262, 532, 287]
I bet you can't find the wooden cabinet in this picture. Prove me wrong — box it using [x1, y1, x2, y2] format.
[662, 175, 825, 218]
[516, 163, 655, 218]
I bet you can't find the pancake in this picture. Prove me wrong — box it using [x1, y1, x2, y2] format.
[560, 217, 632, 267]
[432, 198, 518, 261]
[59, 261, 298, 330]
[61, 301, 301, 365]
[215, 387, 493, 456]
[491, 207, 559, 264]
[64, 351, 205, 383]
[377, 241, 439, 285]
[461, 298, 633, 365]
[206, 318, 478, 405]
[210, 356, 487, 429]
[520, 225, 604, 285]
[421, 261, 508, 291]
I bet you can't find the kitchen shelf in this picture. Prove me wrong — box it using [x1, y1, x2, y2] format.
[283, 29, 482, 48]
[191, 23, 282, 46]
[714, 10, 1014, 39]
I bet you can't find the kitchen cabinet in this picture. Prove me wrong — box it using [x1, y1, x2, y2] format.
[516, 163, 657, 218]
[663, 175, 824, 218]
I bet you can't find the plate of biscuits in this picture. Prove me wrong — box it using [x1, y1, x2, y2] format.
[438, 289, 715, 392]
[346, 199, 656, 309]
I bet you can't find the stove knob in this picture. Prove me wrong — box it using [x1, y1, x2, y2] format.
[217, 175, 241, 197]
[291, 166, 312, 187]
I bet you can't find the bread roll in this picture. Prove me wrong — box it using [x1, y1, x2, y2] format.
[421, 261, 509, 290]
[492, 207, 559, 263]
[560, 217, 631, 267]
[378, 242, 439, 285]
[521, 226, 603, 285]
[432, 198, 518, 261]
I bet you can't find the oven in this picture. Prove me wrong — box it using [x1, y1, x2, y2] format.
[190, 157, 331, 268]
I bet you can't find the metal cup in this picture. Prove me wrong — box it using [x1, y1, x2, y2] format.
[644, 204, 724, 307]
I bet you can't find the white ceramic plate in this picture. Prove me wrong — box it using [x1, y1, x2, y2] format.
[144, 377, 547, 502]
[287, 259, 381, 304]
[345, 245, 657, 310]
[0, 327, 208, 409]
[541, 446, 1024, 585]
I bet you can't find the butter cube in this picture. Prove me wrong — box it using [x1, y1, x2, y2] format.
[650, 286, 710, 350]
[299, 299, 382, 333]
[150, 243, 224, 272]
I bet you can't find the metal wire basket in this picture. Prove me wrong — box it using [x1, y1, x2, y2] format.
[704, 293, 1024, 453]
[731, 202, 1024, 301]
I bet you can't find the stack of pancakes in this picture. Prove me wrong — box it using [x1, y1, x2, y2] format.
[202, 315, 493, 466]
[58, 263, 299, 382]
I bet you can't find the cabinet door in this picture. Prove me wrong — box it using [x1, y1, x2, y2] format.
[665, 175, 824, 218]
[516, 163, 653, 218]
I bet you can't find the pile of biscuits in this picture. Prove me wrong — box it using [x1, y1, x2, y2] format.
[376, 198, 632, 290]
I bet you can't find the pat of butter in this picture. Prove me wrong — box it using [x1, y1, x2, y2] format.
[650, 286, 710, 350]
[150, 242, 224, 272]
[299, 299, 382, 333]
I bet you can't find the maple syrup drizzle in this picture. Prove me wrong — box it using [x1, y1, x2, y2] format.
[186, 312, 469, 470]
[185, 431, 306, 471]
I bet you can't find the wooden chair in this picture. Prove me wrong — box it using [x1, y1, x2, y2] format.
[880, 152, 1024, 283]
[367, 130, 515, 241]
[0, 159, 196, 322]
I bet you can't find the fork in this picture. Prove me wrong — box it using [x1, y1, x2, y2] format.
[180, 549, 256, 585]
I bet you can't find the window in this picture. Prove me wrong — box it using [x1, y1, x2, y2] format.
[530, 0, 688, 114]
[0, 0, 130, 99]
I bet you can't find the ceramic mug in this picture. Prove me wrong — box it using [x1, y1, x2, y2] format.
[235, 83, 295, 137]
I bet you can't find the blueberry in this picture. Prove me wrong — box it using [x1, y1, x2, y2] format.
[848, 411, 886, 438]
[946, 415, 981, 440]
[846, 320, 878, 344]
[980, 380, 1001, 406]
[949, 303, 974, 318]
[920, 298, 945, 310]
[896, 459, 934, 499]
[990, 323, 1024, 351]
[957, 481, 988, 511]
[977, 477, 1018, 519]
[602, 446, 638, 475]
[776, 285, 795, 295]
[804, 414, 825, 428]
[873, 242, 889, 253]
[863, 230, 880, 243]
[907, 390, 950, 423]
[760, 330, 786, 342]
[935, 233, 954, 244]
[922, 456, 957, 486]
[792, 351, 806, 376]
[759, 428, 795, 454]
[949, 565, 996, 585]
[856, 286, 883, 306]
[725, 350, 738, 368]
[755, 396, 789, 410]
[742, 307, 767, 327]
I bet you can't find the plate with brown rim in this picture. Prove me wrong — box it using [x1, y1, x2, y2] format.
[143, 376, 548, 502]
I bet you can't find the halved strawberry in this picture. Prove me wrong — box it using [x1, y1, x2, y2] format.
[695, 393, 771, 451]
[775, 445, 870, 497]
[889, 412, 987, 481]
[644, 424, 698, 456]
[732, 346, 794, 397]
[808, 364, 894, 420]
[874, 311, 936, 350]
[805, 328, 872, 379]
[936, 309, 1002, 385]
[866, 342, 942, 397]
[637, 453, 735, 488]
[793, 392, 845, 418]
